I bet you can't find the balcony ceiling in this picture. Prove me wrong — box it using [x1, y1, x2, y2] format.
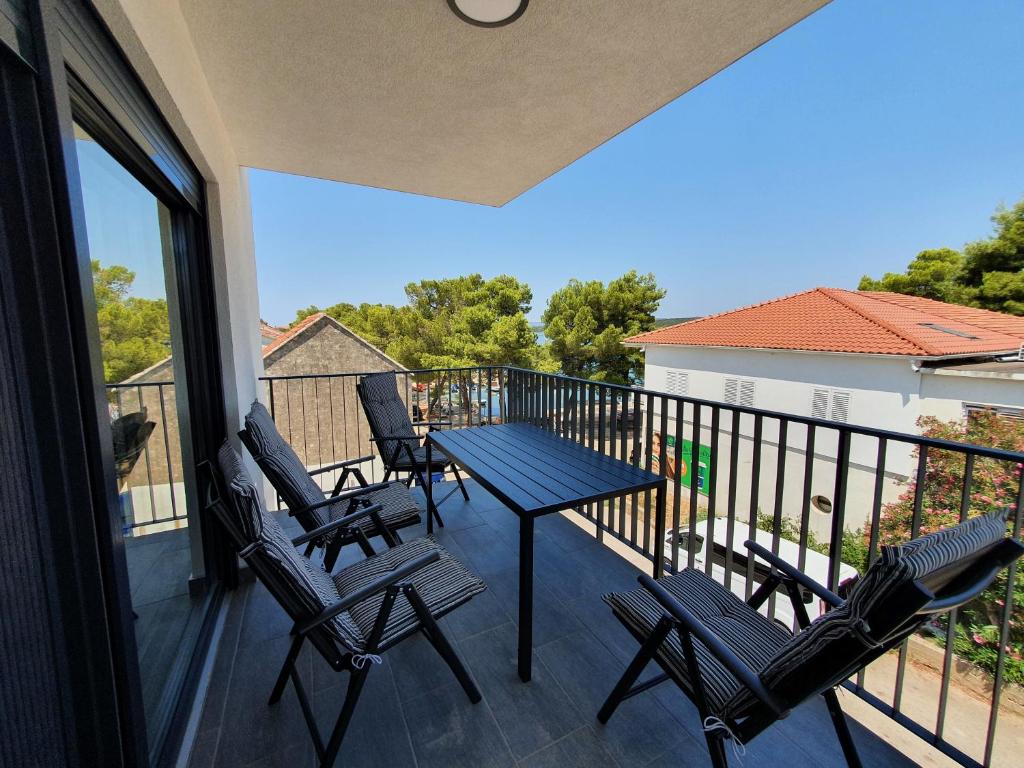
[177, 1, 829, 206]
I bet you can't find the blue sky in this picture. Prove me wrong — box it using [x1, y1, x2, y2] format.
[251, 0, 1024, 326]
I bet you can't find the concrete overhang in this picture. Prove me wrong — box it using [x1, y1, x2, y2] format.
[177, 0, 829, 206]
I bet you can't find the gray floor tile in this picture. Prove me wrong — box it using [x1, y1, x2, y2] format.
[459, 622, 584, 758]
[401, 681, 515, 768]
[536, 630, 687, 766]
[518, 725, 621, 768]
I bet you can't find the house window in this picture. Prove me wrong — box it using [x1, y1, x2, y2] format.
[811, 388, 851, 423]
[665, 369, 689, 396]
[965, 403, 1024, 422]
[724, 377, 755, 408]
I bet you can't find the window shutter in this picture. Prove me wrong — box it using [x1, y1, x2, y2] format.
[830, 390, 851, 423]
[811, 388, 829, 420]
[665, 370, 688, 396]
[723, 378, 738, 405]
[739, 379, 755, 408]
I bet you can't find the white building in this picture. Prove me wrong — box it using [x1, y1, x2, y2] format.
[626, 288, 1024, 537]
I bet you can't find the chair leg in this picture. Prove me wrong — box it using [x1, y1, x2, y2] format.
[323, 537, 343, 572]
[597, 616, 673, 723]
[404, 585, 481, 703]
[269, 633, 304, 705]
[704, 731, 730, 768]
[823, 688, 864, 768]
[321, 665, 371, 768]
[452, 465, 470, 501]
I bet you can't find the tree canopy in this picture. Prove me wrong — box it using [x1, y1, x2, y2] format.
[540, 270, 664, 385]
[860, 197, 1024, 315]
[93, 260, 171, 383]
[296, 274, 542, 370]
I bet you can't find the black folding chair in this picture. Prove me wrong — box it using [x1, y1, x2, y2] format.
[240, 400, 422, 571]
[202, 443, 486, 768]
[599, 509, 1023, 767]
[356, 371, 470, 527]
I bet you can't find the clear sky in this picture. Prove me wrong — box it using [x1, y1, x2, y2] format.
[251, 0, 1024, 327]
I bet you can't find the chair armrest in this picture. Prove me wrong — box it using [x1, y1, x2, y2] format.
[308, 455, 375, 476]
[287, 482, 390, 519]
[296, 549, 441, 634]
[290, 503, 385, 547]
[419, 421, 452, 430]
[638, 574, 787, 716]
[744, 540, 845, 609]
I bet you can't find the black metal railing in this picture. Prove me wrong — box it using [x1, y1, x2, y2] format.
[260, 365, 1023, 768]
[106, 381, 188, 531]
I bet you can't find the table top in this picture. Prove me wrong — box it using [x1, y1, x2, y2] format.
[426, 423, 664, 517]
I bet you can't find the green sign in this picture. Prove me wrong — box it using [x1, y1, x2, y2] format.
[652, 434, 711, 491]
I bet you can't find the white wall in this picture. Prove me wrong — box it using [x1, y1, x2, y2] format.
[641, 344, 1023, 542]
[641, 345, 925, 540]
[920, 369, 1024, 421]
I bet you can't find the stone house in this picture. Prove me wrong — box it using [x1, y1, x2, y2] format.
[116, 312, 407, 525]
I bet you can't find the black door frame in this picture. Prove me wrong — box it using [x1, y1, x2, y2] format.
[0, 1, 234, 765]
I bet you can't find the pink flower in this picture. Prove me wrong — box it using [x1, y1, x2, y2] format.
[973, 633, 986, 645]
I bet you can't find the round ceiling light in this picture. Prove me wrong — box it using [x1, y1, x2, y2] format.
[447, 0, 528, 27]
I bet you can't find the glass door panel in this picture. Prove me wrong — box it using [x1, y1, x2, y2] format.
[73, 121, 206, 749]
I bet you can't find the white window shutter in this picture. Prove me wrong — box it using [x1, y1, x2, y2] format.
[724, 377, 739, 405]
[831, 390, 851, 423]
[739, 379, 755, 408]
[811, 388, 829, 420]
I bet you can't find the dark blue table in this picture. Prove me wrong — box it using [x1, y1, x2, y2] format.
[425, 423, 666, 681]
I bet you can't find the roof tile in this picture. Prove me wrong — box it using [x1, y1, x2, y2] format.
[626, 289, 1024, 357]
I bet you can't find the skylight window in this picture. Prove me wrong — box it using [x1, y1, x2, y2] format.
[917, 323, 979, 340]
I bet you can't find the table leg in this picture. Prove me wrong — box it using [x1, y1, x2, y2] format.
[425, 441, 435, 535]
[518, 515, 534, 682]
[653, 481, 666, 580]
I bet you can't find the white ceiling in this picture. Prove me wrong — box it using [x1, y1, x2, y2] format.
[177, 1, 829, 206]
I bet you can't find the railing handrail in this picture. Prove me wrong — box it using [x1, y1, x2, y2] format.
[260, 365, 1024, 463]
[106, 380, 174, 389]
[259, 366, 496, 383]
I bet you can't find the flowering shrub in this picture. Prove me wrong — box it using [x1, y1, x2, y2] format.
[875, 412, 1024, 684]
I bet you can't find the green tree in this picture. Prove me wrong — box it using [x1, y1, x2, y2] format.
[541, 270, 664, 385]
[93, 260, 171, 383]
[296, 274, 539, 370]
[859, 197, 1024, 315]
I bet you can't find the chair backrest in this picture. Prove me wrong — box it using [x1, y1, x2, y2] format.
[204, 442, 365, 654]
[111, 410, 155, 480]
[240, 400, 334, 533]
[746, 509, 1020, 715]
[357, 371, 416, 468]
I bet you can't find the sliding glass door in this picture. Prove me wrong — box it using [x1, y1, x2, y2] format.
[72, 119, 209, 753]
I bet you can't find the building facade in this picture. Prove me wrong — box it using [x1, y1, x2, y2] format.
[628, 289, 1024, 538]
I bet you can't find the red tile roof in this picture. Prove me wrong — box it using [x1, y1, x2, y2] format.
[625, 289, 1024, 358]
[259, 320, 283, 341]
[261, 312, 325, 357]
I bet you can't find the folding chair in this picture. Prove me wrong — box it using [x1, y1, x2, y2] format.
[599, 509, 1023, 767]
[240, 400, 422, 571]
[356, 370, 470, 527]
[203, 443, 486, 768]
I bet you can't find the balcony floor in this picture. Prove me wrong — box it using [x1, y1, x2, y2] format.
[190, 480, 924, 768]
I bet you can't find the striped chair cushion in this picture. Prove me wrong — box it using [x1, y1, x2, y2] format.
[245, 400, 422, 539]
[387, 444, 448, 472]
[216, 442, 364, 650]
[244, 401, 333, 530]
[358, 371, 419, 469]
[347, 481, 421, 535]
[334, 535, 487, 651]
[752, 509, 1010, 712]
[604, 569, 792, 718]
